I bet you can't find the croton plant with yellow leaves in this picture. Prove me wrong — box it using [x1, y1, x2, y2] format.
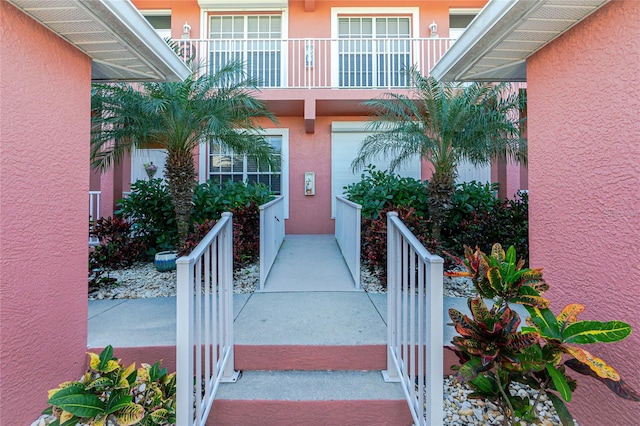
[446, 244, 639, 426]
[42, 345, 175, 426]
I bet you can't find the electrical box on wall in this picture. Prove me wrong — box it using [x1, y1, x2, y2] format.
[304, 172, 315, 196]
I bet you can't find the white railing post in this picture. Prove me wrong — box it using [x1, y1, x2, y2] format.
[425, 250, 444, 425]
[383, 212, 400, 382]
[176, 250, 195, 426]
[173, 38, 456, 88]
[259, 196, 285, 289]
[176, 212, 238, 426]
[384, 211, 443, 425]
[334, 196, 361, 289]
[221, 214, 236, 380]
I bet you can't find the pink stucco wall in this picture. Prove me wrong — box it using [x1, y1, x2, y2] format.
[284, 116, 335, 234]
[92, 0, 494, 232]
[527, 1, 640, 424]
[0, 3, 90, 423]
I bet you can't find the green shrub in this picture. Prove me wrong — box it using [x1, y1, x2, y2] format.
[344, 165, 428, 219]
[117, 179, 178, 255]
[229, 201, 261, 267]
[445, 191, 529, 263]
[192, 180, 273, 224]
[179, 202, 261, 267]
[445, 181, 499, 229]
[361, 206, 437, 288]
[89, 217, 145, 271]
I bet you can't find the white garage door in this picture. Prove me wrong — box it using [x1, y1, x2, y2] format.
[331, 121, 421, 217]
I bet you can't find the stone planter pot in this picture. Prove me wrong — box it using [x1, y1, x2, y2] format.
[154, 250, 178, 272]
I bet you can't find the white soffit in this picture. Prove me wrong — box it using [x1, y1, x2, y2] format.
[431, 0, 610, 82]
[7, 0, 190, 82]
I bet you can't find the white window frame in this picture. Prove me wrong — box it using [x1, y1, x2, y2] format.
[200, 8, 289, 87]
[200, 129, 289, 218]
[207, 14, 284, 87]
[449, 8, 481, 40]
[330, 7, 420, 87]
[141, 9, 172, 39]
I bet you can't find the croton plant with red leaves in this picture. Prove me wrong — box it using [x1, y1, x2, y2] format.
[446, 244, 638, 426]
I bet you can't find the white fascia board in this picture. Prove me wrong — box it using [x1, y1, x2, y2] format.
[430, 0, 527, 82]
[93, 0, 190, 82]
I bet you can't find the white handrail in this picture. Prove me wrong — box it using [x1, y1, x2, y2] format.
[334, 196, 361, 289]
[384, 211, 443, 425]
[176, 212, 239, 426]
[259, 196, 285, 289]
[173, 37, 455, 88]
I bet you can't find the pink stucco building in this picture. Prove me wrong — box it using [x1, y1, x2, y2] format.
[432, 0, 640, 424]
[0, 1, 189, 423]
[93, 0, 526, 235]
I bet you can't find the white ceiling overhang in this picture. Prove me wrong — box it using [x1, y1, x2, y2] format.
[7, 0, 191, 82]
[430, 0, 610, 82]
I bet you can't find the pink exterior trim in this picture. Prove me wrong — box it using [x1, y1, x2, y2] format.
[527, 1, 640, 424]
[235, 344, 387, 371]
[0, 3, 91, 423]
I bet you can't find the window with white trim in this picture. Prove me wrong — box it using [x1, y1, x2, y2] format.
[449, 9, 480, 40]
[337, 16, 411, 88]
[209, 135, 283, 195]
[142, 11, 172, 39]
[209, 15, 282, 87]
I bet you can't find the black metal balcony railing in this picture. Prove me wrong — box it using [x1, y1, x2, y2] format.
[173, 37, 454, 89]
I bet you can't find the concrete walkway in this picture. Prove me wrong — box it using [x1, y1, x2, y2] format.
[259, 235, 357, 292]
[88, 234, 507, 349]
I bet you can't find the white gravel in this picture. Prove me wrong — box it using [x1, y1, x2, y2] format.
[88, 262, 258, 300]
[360, 265, 476, 298]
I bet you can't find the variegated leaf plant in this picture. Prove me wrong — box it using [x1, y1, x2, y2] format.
[446, 244, 637, 426]
[43, 345, 176, 426]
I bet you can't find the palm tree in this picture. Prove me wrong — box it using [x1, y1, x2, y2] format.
[351, 67, 526, 240]
[91, 61, 277, 243]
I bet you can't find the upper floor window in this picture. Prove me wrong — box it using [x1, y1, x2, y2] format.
[449, 9, 480, 40]
[143, 11, 172, 39]
[337, 16, 411, 88]
[209, 15, 282, 87]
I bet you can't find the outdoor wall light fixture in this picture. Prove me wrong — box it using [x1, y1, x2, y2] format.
[429, 20, 438, 38]
[182, 21, 191, 39]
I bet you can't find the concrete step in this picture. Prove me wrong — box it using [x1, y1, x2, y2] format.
[235, 343, 386, 371]
[209, 370, 413, 426]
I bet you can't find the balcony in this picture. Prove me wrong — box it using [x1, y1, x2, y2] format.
[172, 37, 457, 131]
[173, 37, 454, 90]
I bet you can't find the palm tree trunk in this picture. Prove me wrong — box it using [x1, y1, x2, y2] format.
[164, 149, 197, 244]
[426, 168, 456, 241]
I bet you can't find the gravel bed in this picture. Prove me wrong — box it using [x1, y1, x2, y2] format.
[88, 262, 258, 300]
[360, 265, 476, 298]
